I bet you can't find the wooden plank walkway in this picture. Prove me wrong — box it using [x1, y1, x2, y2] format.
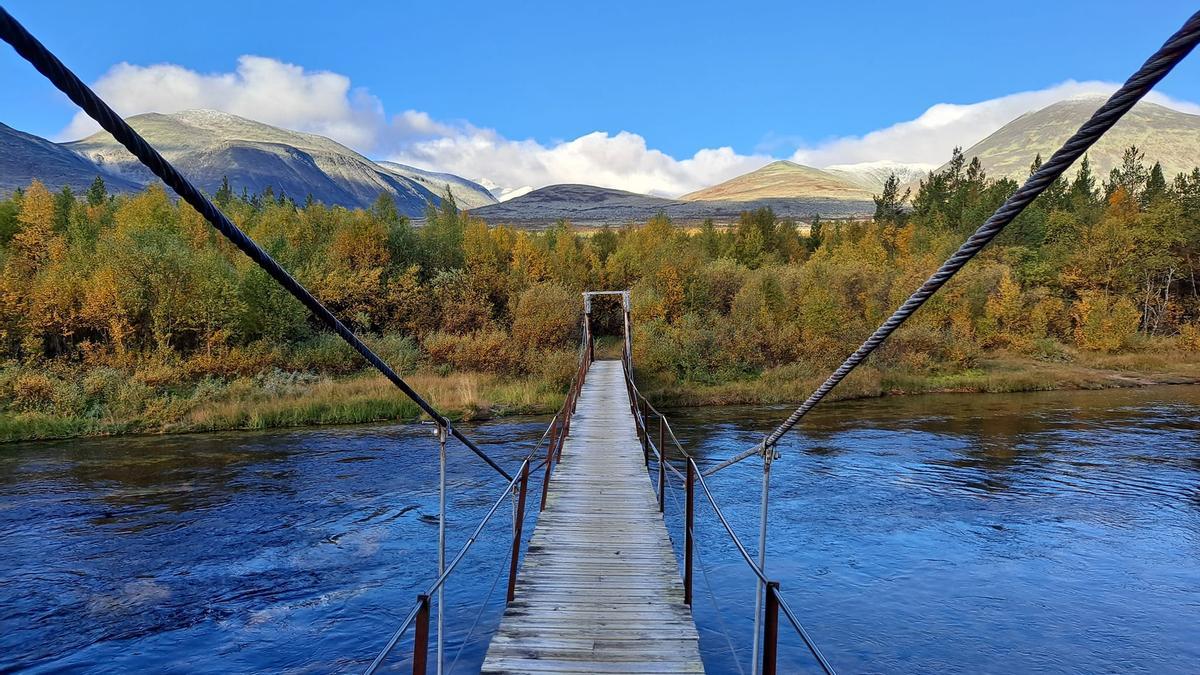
[482, 359, 705, 674]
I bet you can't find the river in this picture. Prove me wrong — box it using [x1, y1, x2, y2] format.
[2, 385, 1198, 673]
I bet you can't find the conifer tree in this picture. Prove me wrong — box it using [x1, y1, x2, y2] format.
[86, 176, 107, 206]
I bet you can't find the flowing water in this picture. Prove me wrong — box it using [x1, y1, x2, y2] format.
[2, 385, 1198, 674]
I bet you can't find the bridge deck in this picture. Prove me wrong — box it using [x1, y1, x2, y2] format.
[482, 359, 704, 674]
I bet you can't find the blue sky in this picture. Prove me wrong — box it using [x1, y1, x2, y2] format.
[3, 1, 1199, 195]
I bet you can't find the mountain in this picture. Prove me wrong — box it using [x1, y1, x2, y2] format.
[471, 184, 676, 224]
[824, 160, 936, 192]
[681, 160, 874, 202]
[475, 177, 535, 203]
[1, 122, 140, 195]
[65, 110, 455, 216]
[374, 161, 496, 210]
[470, 183, 873, 227]
[949, 96, 1200, 182]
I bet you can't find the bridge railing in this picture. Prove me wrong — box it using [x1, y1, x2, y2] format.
[620, 340, 836, 675]
[365, 320, 592, 674]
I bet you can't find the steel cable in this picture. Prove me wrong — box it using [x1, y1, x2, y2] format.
[0, 7, 511, 481]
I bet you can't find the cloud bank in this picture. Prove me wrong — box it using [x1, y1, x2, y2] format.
[60, 57, 1200, 198]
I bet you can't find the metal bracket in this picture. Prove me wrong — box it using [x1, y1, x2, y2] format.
[760, 437, 780, 464]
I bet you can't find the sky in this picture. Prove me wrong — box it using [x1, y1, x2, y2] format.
[2, 1, 1200, 196]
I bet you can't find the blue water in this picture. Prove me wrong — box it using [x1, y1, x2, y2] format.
[0, 420, 545, 673]
[2, 385, 1199, 673]
[666, 386, 1200, 674]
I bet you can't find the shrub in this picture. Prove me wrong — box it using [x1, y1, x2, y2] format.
[1181, 322, 1200, 352]
[9, 371, 56, 413]
[511, 282, 579, 349]
[424, 330, 522, 374]
[371, 334, 420, 374]
[287, 334, 359, 374]
[1073, 291, 1140, 353]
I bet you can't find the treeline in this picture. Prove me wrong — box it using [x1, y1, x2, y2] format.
[1, 144, 1199, 432]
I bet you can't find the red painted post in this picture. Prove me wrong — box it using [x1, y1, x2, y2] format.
[684, 459, 694, 606]
[658, 415, 666, 512]
[412, 593, 430, 675]
[762, 581, 780, 675]
[507, 461, 529, 603]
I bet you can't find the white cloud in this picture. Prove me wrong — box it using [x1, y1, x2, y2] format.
[61, 56, 393, 148]
[387, 128, 771, 198]
[59, 58, 1200, 198]
[789, 80, 1200, 168]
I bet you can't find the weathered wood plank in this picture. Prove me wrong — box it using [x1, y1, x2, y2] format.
[482, 359, 705, 674]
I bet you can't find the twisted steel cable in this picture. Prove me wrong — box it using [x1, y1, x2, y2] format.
[736, 10, 1200, 465]
[0, 7, 510, 480]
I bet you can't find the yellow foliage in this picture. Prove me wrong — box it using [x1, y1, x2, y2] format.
[1072, 291, 1140, 352]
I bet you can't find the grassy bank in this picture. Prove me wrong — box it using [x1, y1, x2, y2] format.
[636, 347, 1200, 408]
[4, 346, 1199, 444]
[0, 369, 567, 443]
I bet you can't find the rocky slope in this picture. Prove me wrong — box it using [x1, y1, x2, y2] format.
[824, 160, 936, 192]
[949, 96, 1200, 181]
[1, 122, 139, 195]
[374, 161, 496, 210]
[64, 110, 467, 216]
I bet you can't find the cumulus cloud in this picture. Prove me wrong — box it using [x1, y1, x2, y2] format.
[59, 57, 1200, 198]
[387, 127, 771, 197]
[61, 56, 394, 147]
[790, 80, 1200, 168]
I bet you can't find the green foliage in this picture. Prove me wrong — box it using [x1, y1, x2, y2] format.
[3, 140, 1200, 435]
[512, 282, 579, 349]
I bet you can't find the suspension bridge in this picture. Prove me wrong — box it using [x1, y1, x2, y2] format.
[3, 6, 1199, 674]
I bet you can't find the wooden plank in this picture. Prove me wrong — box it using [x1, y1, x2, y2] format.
[482, 359, 705, 674]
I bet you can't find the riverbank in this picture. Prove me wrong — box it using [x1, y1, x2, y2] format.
[4, 348, 1199, 444]
[0, 369, 566, 443]
[637, 348, 1200, 408]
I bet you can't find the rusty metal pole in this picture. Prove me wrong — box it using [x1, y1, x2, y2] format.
[435, 423, 447, 675]
[762, 581, 780, 675]
[506, 460, 529, 603]
[540, 418, 558, 511]
[622, 292, 632, 371]
[684, 460, 694, 606]
[585, 311, 594, 363]
[559, 394, 571, 464]
[658, 415, 666, 513]
[640, 400, 649, 466]
[412, 593, 431, 675]
[751, 443, 775, 675]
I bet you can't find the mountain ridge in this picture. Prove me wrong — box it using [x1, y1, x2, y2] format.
[946, 98, 1200, 181]
[470, 183, 873, 226]
[1, 122, 141, 195]
[682, 160, 875, 202]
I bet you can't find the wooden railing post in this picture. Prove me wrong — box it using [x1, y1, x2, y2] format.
[657, 415, 666, 513]
[507, 460, 530, 603]
[412, 593, 430, 675]
[684, 459, 694, 606]
[762, 581, 780, 675]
